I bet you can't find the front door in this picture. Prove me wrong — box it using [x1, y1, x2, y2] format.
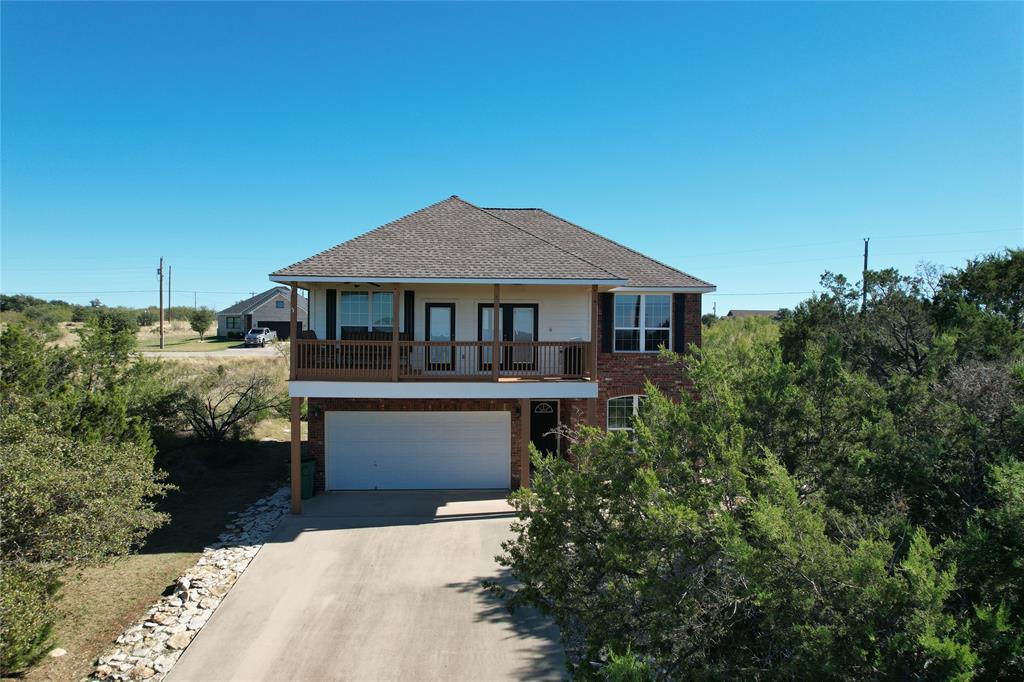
[479, 304, 539, 371]
[529, 400, 559, 456]
[425, 303, 455, 371]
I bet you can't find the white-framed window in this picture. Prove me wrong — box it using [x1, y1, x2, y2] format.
[276, 300, 285, 309]
[340, 291, 393, 332]
[614, 294, 671, 352]
[607, 395, 646, 432]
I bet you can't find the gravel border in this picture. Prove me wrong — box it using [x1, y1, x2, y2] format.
[88, 487, 291, 681]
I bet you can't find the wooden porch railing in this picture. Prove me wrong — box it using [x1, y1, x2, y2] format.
[293, 339, 591, 381]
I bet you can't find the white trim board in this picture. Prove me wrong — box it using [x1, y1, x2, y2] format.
[270, 276, 626, 286]
[608, 286, 716, 293]
[289, 380, 599, 399]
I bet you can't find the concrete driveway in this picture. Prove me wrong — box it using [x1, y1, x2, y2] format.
[141, 346, 281, 359]
[167, 491, 565, 681]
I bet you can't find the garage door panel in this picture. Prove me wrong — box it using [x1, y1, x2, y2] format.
[325, 411, 510, 490]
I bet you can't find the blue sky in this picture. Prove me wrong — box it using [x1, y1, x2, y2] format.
[2, 2, 1021, 314]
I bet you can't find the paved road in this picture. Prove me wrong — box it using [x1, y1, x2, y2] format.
[167, 491, 565, 681]
[141, 346, 281, 359]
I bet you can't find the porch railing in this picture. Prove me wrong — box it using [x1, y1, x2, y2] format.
[293, 339, 591, 381]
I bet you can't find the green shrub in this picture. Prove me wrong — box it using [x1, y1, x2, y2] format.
[137, 308, 157, 326]
[0, 320, 172, 673]
[0, 565, 60, 675]
[187, 308, 215, 340]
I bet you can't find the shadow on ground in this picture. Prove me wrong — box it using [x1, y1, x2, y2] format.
[447, 569, 567, 681]
[141, 437, 288, 554]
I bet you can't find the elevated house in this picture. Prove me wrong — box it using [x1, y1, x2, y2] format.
[272, 196, 714, 512]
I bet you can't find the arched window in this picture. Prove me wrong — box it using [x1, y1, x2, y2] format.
[607, 395, 645, 432]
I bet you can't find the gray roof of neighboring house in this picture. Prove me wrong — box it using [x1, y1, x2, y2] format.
[217, 287, 307, 317]
[725, 309, 781, 319]
[271, 196, 714, 289]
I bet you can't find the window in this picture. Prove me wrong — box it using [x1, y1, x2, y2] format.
[371, 292, 394, 331]
[613, 294, 671, 352]
[340, 292, 369, 328]
[607, 395, 645, 432]
[276, 300, 285, 309]
[340, 291, 393, 333]
[226, 316, 240, 330]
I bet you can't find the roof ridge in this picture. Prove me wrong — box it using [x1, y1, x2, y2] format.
[530, 207, 714, 288]
[462, 199, 621, 280]
[271, 195, 457, 276]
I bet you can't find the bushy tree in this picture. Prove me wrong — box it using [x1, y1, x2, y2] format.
[0, 320, 174, 674]
[188, 307, 215, 340]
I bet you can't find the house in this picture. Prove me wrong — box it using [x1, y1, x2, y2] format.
[216, 287, 308, 339]
[725, 309, 780, 319]
[270, 196, 715, 512]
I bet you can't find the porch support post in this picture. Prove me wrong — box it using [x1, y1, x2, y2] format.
[588, 284, 599, 426]
[590, 285, 599, 379]
[491, 284, 501, 381]
[290, 396, 302, 514]
[390, 284, 400, 381]
[520, 398, 530, 488]
[289, 283, 298, 380]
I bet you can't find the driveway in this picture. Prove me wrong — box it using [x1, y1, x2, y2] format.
[167, 491, 565, 681]
[141, 346, 281, 359]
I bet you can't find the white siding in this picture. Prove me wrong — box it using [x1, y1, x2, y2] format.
[302, 283, 591, 342]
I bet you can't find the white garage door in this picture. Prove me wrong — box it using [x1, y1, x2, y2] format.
[325, 411, 511, 490]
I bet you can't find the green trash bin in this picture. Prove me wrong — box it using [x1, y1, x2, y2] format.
[300, 459, 316, 499]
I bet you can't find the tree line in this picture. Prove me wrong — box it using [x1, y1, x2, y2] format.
[0, 294, 217, 341]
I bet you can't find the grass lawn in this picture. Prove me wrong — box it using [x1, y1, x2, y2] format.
[136, 335, 240, 352]
[22, 435, 290, 682]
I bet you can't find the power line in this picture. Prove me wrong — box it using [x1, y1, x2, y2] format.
[709, 291, 816, 296]
[684, 227, 1020, 259]
[5, 289, 257, 295]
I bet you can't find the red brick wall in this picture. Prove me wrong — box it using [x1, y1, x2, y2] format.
[307, 397, 524, 492]
[593, 293, 700, 429]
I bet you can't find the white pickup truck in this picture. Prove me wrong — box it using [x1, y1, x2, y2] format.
[244, 328, 278, 347]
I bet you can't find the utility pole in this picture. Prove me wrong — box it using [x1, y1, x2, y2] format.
[194, 291, 197, 310]
[157, 257, 165, 349]
[167, 266, 172, 323]
[862, 238, 870, 313]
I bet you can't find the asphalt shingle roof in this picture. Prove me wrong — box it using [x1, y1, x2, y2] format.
[217, 287, 307, 316]
[482, 207, 713, 289]
[272, 196, 714, 289]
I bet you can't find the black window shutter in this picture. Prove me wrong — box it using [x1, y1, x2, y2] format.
[672, 293, 686, 352]
[325, 289, 337, 340]
[403, 290, 414, 337]
[600, 293, 614, 353]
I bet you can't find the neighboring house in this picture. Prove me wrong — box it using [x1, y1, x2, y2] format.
[270, 196, 715, 511]
[216, 287, 308, 339]
[725, 309, 780, 320]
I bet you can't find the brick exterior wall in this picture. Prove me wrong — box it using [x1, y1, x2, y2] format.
[303, 294, 702, 489]
[594, 292, 701, 429]
[307, 397, 524, 492]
